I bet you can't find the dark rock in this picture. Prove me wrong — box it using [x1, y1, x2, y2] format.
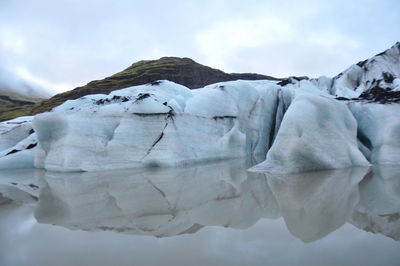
[212, 116, 237, 120]
[277, 76, 308, 86]
[26, 143, 37, 149]
[336, 97, 350, 101]
[383, 72, 395, 83]
[6, 149, 19, 156]
[277, 79, 293, 86]
[149, 80, 162, 86]
[356, 60, 368, 67]
[135, 93, 151, 102]
[358, 86, 400, 104]
[0, 95, 35, 106]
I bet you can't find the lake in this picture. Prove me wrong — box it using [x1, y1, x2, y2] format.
[0, 159, 399, 266]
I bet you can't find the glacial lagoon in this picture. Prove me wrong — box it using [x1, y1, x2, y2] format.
[0, 159, 399, 266]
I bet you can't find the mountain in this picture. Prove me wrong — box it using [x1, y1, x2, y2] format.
[0, 57, 277, 121]
[317, 42, 400, 102]
[0, 87, 46, 121]
[0, 63, 52, 119]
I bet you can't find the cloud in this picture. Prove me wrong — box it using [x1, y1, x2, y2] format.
[14, 67, 71, 95]
[0, 61, 54, 98]
[196, 17, 295, 71]
[0, 0, 399, 92]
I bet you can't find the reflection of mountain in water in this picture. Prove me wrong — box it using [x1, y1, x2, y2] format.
[1, 160, 399, 242]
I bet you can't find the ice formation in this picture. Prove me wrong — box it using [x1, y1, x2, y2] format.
[32, 80, 277, 171]
[0, 42, 399, 173]
[250, 94, 369, 173]
[0, 116, 36, 169]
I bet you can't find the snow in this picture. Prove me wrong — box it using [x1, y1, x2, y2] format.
[294, 42, 400, 99]
[328, 42, 400, 98]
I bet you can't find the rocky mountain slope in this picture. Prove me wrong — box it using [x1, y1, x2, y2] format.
[0, 88, 45, 122]
[315, 42, 400, 101]
[0, 57, 277, 121]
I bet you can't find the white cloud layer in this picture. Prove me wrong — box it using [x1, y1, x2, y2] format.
[0, 0, 399, 94]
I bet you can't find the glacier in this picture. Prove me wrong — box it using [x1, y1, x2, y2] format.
[250, 93, 369, 173]
[0, 42, 400, 173]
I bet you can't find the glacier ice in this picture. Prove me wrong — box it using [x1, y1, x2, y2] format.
[0, 76, 395, 173]
[32, 80, 289, 171]
[0, 77, 394, 173]
[0, 116, 33, 151]
[0, 116, 36, 169]
[0, 43, 400, 173]
[348, 102, 400, 164]
[250, 94, 370, 173]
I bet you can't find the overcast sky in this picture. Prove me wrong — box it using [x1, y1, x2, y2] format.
[0, 0, 399, 95]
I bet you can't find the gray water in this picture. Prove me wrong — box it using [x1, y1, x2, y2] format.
[0, 159, 399, 266]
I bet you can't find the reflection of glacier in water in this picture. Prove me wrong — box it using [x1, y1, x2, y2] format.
[1, 159, 399, 242]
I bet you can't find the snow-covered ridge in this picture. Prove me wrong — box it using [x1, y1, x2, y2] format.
[0, 43, 400, 173]
[321, 42, 400, 99]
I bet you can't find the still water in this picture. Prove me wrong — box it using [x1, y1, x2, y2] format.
[0, 159, 399, 266]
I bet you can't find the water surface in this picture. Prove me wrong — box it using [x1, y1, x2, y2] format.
[0, 159, 399, 266]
